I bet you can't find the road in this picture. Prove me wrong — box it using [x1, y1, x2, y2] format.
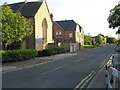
[2, 45, 115, 88]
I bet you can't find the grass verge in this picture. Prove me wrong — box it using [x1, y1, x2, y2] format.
[84, 45, 98, 48]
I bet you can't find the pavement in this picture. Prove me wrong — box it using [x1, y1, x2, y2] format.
[2, 52, 77, 72]
[88, 66, 106, 88]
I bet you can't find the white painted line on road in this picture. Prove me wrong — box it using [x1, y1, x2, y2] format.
[3, 59, 65, 73]
[41, 65, 66, 75]
[74, 58, 84, 63]
[74, 71, 94, 89]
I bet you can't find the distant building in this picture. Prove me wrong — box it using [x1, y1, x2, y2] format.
[53, 20, 84, 52]
[100, 34, 107, 45]
[8, 0, 53, 50]
[92, 34, 106, 45]
[92, 37, 96, 45]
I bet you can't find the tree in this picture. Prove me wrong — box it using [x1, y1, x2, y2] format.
[95, 34, 104, 45]
[1, 4, 33, 50]
[106, 36, 117, 44]
[107, 3, 120, 34]
[84, 35, 93, 45]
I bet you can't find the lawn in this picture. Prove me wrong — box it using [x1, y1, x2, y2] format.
[84, 45, 98, 48]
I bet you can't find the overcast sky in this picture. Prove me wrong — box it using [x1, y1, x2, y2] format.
[0, 0, 120, 38]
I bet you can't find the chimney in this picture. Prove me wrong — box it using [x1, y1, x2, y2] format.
[50, 13, 53, 21]
[25, 0, 27, 3]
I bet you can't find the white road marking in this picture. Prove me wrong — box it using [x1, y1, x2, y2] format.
[74, 58, 84, 63]
[41, 65, 66, 75]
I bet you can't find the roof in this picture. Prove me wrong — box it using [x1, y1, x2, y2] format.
[8, 1, 43, 17]
[53, 21, 64, 30]
[55, 20, 77, 30]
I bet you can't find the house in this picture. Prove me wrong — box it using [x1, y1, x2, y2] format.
[52, 21, 64, 43]
[8, 0, 53, 50]
[92, 37, 96, 45]
[92, 34, 107, 45]
[55, 20, 84, 52]
[101, 35, 107, 45]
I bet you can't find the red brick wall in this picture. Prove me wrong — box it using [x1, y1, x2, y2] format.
[64, 30, 75, 43]
[53, 22, 64, 43]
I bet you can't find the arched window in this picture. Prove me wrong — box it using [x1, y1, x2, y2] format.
[42, 18, 48, 42]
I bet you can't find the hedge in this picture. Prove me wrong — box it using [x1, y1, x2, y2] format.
[37, 47, 65, 57]
[2, 49, 38, 62]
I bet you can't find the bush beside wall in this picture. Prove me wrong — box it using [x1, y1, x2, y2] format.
[37, 47, 65, 57]
[2, 50, 38, 62]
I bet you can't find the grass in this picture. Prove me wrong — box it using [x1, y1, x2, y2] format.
[84, 45, 98, 48]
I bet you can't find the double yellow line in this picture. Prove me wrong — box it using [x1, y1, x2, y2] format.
[74, 51, 114, 90]
[73, 71, 95, 90]
[100, 52, 114, 69]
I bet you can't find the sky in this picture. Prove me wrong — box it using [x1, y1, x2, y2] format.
[0, 0, 120, 38]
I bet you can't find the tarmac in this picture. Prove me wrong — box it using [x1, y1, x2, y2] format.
[2, 51, 107, 88]
[2, 52, 77, 72]
[88, 66, 106, 88]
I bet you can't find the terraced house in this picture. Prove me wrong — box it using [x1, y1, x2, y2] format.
[9, 0, 53, 50]
[53, 20, 84, 52]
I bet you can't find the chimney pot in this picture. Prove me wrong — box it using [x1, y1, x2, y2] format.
[25, 0, 27, 3]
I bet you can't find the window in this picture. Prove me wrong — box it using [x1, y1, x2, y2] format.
[56, 32, 58, 35]
[59, 32, 62, 37]
[42, 18, 48, 42]
[77, 32, 79, 37]
[69, 33, 73, 38]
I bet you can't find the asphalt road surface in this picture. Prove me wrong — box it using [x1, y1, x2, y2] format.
[3, 44, 115, 88]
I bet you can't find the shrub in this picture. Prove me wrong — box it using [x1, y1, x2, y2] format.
[53, 47, 65, 54]
[37, 50, 42, 57]
[41, 49, 52, 56]
[2, 49, 38, 62]
[37, 47, 65, 57]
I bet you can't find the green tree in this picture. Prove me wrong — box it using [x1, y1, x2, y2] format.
[1, 4, 33, 50]
[106, 36, 117, 44]
[107, 3, 120, 34]
[95, 34, 104, 45]
[84, 35, 93, 45]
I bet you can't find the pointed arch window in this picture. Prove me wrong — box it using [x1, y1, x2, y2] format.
[42, 18, 48, 42]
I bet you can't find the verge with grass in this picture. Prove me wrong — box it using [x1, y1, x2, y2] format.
[84, 45, 98, 48]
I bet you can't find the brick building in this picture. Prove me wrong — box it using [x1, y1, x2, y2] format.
[54, 20, 84, 52]
[52, 22, 64, 43]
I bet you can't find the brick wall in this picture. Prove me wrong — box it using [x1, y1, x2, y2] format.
[64, 30, 75, 43]
[53, 22, 64, 43]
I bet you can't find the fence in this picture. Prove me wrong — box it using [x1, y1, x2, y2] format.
[105, 54, 120, 88]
